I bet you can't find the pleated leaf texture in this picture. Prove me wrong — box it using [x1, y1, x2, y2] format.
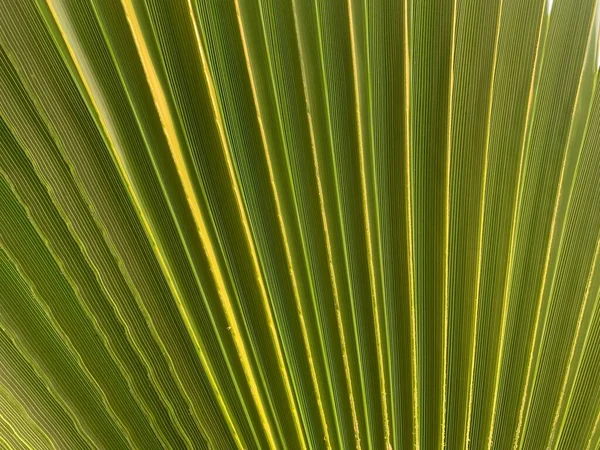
[3, 0, 600, 448]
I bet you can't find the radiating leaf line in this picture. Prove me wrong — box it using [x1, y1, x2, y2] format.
[81, 2, 244, 446]
[116, 2, 283, 448]
[234, 0, 366, 446]
[0, 302, 102, 450]
[0, 49, 207, 449]
[463, 0, 505, 445]
[0, 178, 148, 449]
[0, 138, 174, 450]
[521, 88, 599, 450]
[61, 1, 274, 446]
[403, 0, 419, 445]
[513, 3, 600, 444]
[484, 5, 550, 448]
[549, 232, 600, 447]
[0, 5, 223, 444]
[0, 414, 33, 450]
[0, 429, 13, 450]
[0, 412, 47, 450]
[441, 0, 459, 445]
[0, 406, 45, 450]
[346, 1, 389, 447]
[288, 0, 362, 446]
[1, 8, 197, 446]
[248, 0, 356, 445]
[39, 2, 247, 447]
[2, 0, 600, 448]
[554, 152, 600, 449]
[0, 387, 54, 450]
[0, 247, 130, 449]
[2, 0, 216, 446]
[230, 2, 332, 447]
[588, 408, 600, 449]
[125, 1, 281, 445]
[187, 2, 318, 447]
[312, 1, 379, 448]
[0, 71, 151, 450]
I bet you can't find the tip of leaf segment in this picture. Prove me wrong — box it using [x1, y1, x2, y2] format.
[547, 0, 553, 15]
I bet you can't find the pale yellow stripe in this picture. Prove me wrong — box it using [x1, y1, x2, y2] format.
[0, 388, 56, 450]
[186, 1, 314, 448]
[587, 408, 600, 450]
[441, 0, 458, 446]
[483, 4, 546, 448]
[0, 427, 11, 450]
[45, 0, 225, 442]
[46, 2, 241, 446]
[0, 413, 36, 450]
[464, 0, 504, 446]
[346, 1, 390, 447]
[25, 4, 174, 447]
[0, 243, 134, 449]
[119, 1, 278, 448]
[288, 0, 362, 447]
[403, 0, 419, 446]
[547, 77, 600, 450]
[1, 89, 198, 449]
[511, 4, 599, 446]
[230, 1, 328, 448]
[548, 235, 600, 448]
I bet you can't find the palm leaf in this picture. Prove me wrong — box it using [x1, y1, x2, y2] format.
[1, 0, 600, 448]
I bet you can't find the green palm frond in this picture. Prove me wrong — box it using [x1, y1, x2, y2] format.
[1, 0, 600, 448]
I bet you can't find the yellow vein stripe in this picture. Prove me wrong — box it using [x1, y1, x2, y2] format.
[0, 424, 12, 450]
[485, 5, 548, 448]
[311, 6, 377, 449]
[587, 408, 600, 450]
[441, 0, 458, 446]
[186, 2, 311, 448]
[0, 169, 97, 450]
[548, 233, 600, 447]
[40, 1, 241, 446]
[346, 1, 390, 447]
[0, 387, 55, 450]
[362, 0, 394, 443]
[288, 1, 361, 446]
[2, 139, 148, 447]
[80, 3, 225, 445]
[3, 56, 181, 446]
[0, 305, 96, 449]
[402, 0, 419, 446]
[0, 88, 203, 448]
[0, 414, 35, 450]
[251, 0, 351, 445]
[0, 402, 52, 450]
[0, 435, 19, 450]
[116, 1, 279, 448]
[556, 217, 600, 449]
[513, 5, 599, 444]
[0, 77, 177, 446]
[2, 154, 169, 449]
[0, 434, 11, 450]
[40, 8, 221, 450]
[0, 39, 204, 443]
[312, 0, 381, 447]
[0, 245, 133, 448]
[464, 1, 504, 446]
[530, 76, 600, 450]
[230, 1, 325, 448]
[0, 389, 52, 450]
[251, 0, 350, 445]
